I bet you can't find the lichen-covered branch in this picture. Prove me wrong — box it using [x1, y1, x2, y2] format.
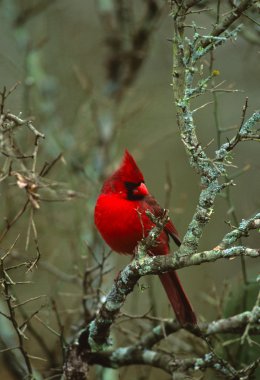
[65, 301, 260, 379]
[170, 1, 260, 256]
[219, 213, 260, 249]
[69, 305, 260, 378]
[138, 307, 260, 349]
[202, 0, 255, 48]
[86, 348, 238, 377]
[215, 112, 260, 160]
[79, 211, 259, 351]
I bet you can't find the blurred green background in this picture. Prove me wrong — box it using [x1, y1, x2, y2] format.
[0, 1, 259, 379]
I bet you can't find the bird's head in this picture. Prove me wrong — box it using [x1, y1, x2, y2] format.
[102, 150, 149, 200]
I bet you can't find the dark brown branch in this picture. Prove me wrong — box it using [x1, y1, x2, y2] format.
[202, 0, 255, 49]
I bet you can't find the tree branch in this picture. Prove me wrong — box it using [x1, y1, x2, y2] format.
[202, 0, 256, 48]
[77, 212, 259, 351]
[71, 304, 260, 378]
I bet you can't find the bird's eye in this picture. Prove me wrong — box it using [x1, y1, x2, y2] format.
[125, 181, 142, 190]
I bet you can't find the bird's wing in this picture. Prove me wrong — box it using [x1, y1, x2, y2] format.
[145, 195, 182, 247]
[165, 219, 181, 247]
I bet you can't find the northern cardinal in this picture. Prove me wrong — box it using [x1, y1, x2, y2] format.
[94, 150, 196, 325]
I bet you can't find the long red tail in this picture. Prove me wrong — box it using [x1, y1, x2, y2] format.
[159, 271, 197, 325]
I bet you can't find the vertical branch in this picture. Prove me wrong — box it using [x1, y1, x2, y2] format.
[170, 1, 256, 256]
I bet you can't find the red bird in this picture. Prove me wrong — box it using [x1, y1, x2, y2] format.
[94, 150, 196, 325]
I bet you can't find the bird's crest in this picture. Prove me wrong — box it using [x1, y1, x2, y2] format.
[101, 150, 144, 194]
[118, 150, 144, 184]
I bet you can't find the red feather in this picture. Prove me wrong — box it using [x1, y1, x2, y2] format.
[95, 150, 196, 325]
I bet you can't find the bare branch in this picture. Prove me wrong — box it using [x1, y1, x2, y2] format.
[202, 0, 256, 49]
